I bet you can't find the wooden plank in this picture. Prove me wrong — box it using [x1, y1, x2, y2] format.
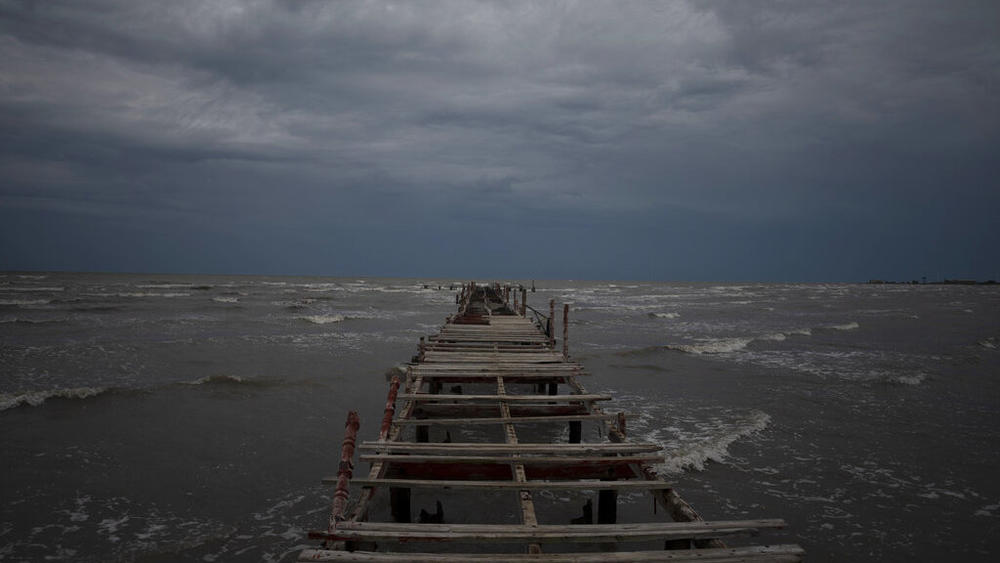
[309, 518, 786, 543]
[400, 393, 610, 402]
[299, 544, 805, 562]
[360, 454, 666, 465]
[411, 364, 582, 370]
[393, 414, 614, 425]
[358, 442, 663, 454]
[411, 374, 583, 382]
[333, 478, 672, 491]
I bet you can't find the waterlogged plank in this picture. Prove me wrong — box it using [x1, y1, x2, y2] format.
[299, 544, 805, 562]
[359, 454, 666, 465]
[358, 442, 664, 454]
[308, 518, 786, 543]
[332, 477, 673, 491]
[399, 393, 611, 402]
[394, 413, 614, 425]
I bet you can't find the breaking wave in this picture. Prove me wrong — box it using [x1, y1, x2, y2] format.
[182, 374, 247, 386]
[4, 286, 65, 292]
[648, 312, 680, 319]
[826, 322, 860, 331]
[0, 387, 111, 411]
[298, 314, 346, 324]
[659, 410, 772, 474]
[212, 296, 239, 303]
[0, 317, 68, 325]
[0, 298, 51, 307]
[667, 337, 756, 354]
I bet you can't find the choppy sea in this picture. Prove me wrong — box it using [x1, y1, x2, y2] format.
[2, 272, 999, 561]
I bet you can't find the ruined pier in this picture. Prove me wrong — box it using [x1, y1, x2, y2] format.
[301, 282, 802, 561]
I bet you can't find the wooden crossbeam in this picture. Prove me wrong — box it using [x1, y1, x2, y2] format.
[299, 544, 805, 562]
[399, 393, 610, 402]
[394, 413, 614, 425]
[332, 477, 672, 491]
[358, 442, 663, 454]
[360, 454, 665, 465]
[309, 518, 786, 544]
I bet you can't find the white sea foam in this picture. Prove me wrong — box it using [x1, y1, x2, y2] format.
[978, 338, 997, 350]
[184, 374, 245, 385]
[974, 503, 1000, 517]
[212, 296, 239, 303]
[894, 374, 926, 385]
[98, 515, 129, 543]
[0, 387, 110, 411]
[659, 410, 772, 474]
[0, 298, 51, 306]
[828, 322, 860, 331]
[299, 314, 346, 324]
[649, 312, 680, 319]
[0, 317, 68, 324]
[85, 292, 190, 298]
[668, 337, 755, 354]
[6, 286, 65, 292]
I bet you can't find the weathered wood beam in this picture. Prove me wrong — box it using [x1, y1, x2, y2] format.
[308, 518, 786, 544]
[400, 393, 611, 402]
[299, 544, 805, 562]
[333, 477, 672, 491]
[358, 442, 663, 455]
[393, 413, 614, 426]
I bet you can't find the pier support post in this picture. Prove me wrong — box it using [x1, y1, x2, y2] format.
[598, 488, 617, 524]
[390, 487, 411, 523]
[568, 421, 581, 443]
[415, 410, 430, 443]
[547, 382, 558, 395]
[520, 288, 527, 316]
[548, 299, 555, 343]
[563, 304, 569, 358]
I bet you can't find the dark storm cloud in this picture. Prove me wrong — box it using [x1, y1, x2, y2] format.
[1, 0, 997, 280]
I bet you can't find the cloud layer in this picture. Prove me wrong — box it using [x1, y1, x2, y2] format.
[2, 0, 998, 280]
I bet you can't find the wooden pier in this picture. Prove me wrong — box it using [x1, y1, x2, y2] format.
[301, 282, 803, 561]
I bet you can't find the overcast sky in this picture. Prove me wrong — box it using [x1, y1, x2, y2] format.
[1, 1, 997, 281]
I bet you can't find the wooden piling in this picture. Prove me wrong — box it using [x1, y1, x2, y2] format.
[598, 488, 618, 524]
[563, 303, 570, 358]
[568, 420, 582, 443]
[548, 299, 555, 344]
[329, 411, 360, 525]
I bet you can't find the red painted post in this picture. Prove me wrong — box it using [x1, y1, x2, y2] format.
[379, 376, 401, 440]
[329, 411, 360, 525]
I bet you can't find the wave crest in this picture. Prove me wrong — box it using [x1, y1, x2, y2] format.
[298, 314, 346, 324]
[659, 411, 772, 474]
[0, 387, 110, 411]
[648, 312, 680, 319]
[183, 375, 246, 386]
[667, 337, 755, 355]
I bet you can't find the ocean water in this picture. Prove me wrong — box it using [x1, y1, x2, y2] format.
[2, 273, 999, 561]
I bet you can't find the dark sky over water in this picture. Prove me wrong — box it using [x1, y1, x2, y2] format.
[1, 1, 998, 281]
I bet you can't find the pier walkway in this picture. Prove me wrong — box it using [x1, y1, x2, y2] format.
[301, 282, 802, 561]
